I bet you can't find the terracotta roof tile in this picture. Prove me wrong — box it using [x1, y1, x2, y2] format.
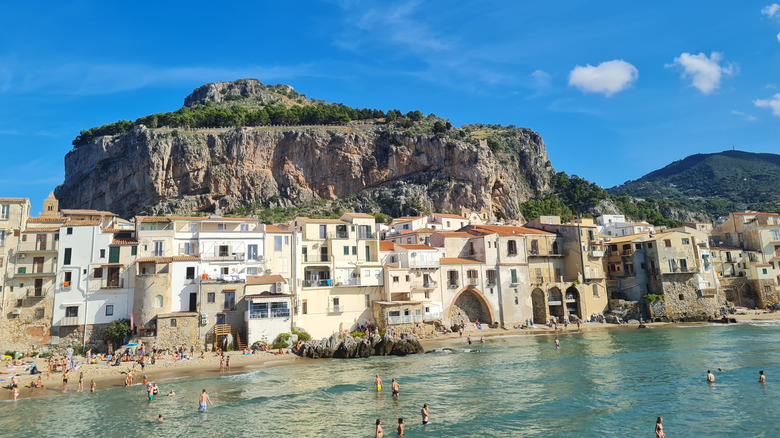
[395, 244, 437, 250]
[440, 257, 482, 264]
[379, 241, 395, 251]
[246, 275, 286, 285]
[294, 217, 348, 224]
[22, 227, 59, 233]
[111, 238, 139, 246]
[469, 225, 554, 236]
[102, 228, 134, 233]
[265, 224, 292, 233]
[27, 217, 67, 223]
[67, 220, 101, 227]
[341, 213, 375, 218]
[137, 257, 172, 264]
[0, 198, 28, 202]
[435, 231, 473, 238]
[61, 209, 117, 216]
[433, 213, 467, 219]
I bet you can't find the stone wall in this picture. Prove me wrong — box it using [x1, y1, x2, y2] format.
[751, 278, 778, 309]
[659, 276, 724, 321]
[0, 296, 54, 353]
[155, 314, 200, 350]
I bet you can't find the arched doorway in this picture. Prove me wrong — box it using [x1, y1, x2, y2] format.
[531, 288, 547, 324]
[449, 287, 495, 324]
[565, 286, 583, 320]
[547, 287, 565, 320]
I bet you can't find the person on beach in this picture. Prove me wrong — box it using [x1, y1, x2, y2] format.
[759, 370, 766, 383]
[36, 376, 43, 388]
[555, 338, 560, 349]
[391, 379, 400, 397]
[10, 375, 18, 389]
[375, 419, 383, 438]
[226, 356, 230, 372]
[375, 375, 383, 391]
[12, 386, 19, 401]
[78, 371, 84, 392]
[219, 356, 225, 373]
[168, 389, 175, 397]
[421, 403, 429, 425]
[62, 369, 69, 391]
[198, 389, 214, 411]
[458, 327, 463, 337]
[655, 416, 666, 438]
[153, 383, 159, 398]
[90, 380, 96, 393]
[480, 337, 485, 344]
[147, 384, 154, 401]
[397, 418, 404, 436]
[467, 336, 472, 345]
[707, 370, 715, 383]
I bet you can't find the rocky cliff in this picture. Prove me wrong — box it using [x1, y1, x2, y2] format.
[55, 80, 555, 219]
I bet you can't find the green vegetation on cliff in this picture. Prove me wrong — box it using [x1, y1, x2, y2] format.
[608, 150, 780, 217]
[520, 172, 687, 227]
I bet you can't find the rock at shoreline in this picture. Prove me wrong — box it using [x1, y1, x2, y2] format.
[296, 333, 424, 359]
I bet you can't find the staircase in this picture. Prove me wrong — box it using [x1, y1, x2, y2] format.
[212, 324, 247, 351]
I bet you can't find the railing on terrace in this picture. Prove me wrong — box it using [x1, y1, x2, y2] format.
[60, 316, 80, 326]
[249, 309, 291, 319]
[328, 304, 345, 313]
[202, 254, 244, 262]
[304, 279, 333, 287]
[447, 280, 459, 288]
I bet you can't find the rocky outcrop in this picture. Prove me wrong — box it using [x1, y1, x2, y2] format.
[297, 333, 424, 359]
[55, 116, 554, 220]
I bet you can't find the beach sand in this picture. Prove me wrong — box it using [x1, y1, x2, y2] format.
[2, 350, 304, 402]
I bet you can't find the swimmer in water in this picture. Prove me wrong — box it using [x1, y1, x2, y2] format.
[158, 415, 163, 423]
[421, 403, 429, 425]
[375, 374, 382, 391]
[555, 338, 560, 349]
[707, 370, 715, 383]
[391, 379, 400, 397]
[759, 370, 766, 383]
[397, 418, 404, 436]
[655, 416, 665, 438]
[198, 389, 214, 411]
[376, 418, 383, 438]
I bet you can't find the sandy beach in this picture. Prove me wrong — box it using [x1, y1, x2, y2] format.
[2, 350, 304, 402]
[5, 309, 779, 402]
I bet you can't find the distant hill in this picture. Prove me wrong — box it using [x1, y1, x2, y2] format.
[608, 150, 780, 217]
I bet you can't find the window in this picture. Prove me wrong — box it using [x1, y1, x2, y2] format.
[218, 245, 229, 257]
[183, 242, 192, 255]
[511, 269, 518, 284]
[284, 236, 289, 245]
[352, 246, 357, 255]
[507, 240, 517, 255]
[447, 270, 459, 287]
[94, 267, 103, 278]
[593, 285, 599, 297]
[319, 225, 327, 239]
[247, 245, 258, 261]
[99, 249, 106, 258]
[392, 276, 399, 284]
[405, 275, 411, 282]
[35, 308, 45, 318]
[223, 291, 236, 310]
[763, 268, 768, 275]
[246, 267, 257, 275]
[240, 223, 249, 231]
[217, 223, 226, 230]
[221, 267, 229, 275]
[772, 230, 780, 241]
[425, 291, 431, 299]
[681, 238, 690, 245]
[275, 236, 282, 252]
[153, 241, 163, 256]
[365, 294, 370, 308]
[131, 246, 137, 256]
[207, 293, 215, 303]
[647, 242, 653, 249]
[343, 246, 350, 255]
[680, 259, 688, 271]
[0, 230, 4, 246]
[65, 306, 78, 317]
[302, 299, 308, 314]
[63, 248, 72, 265]
[170, 319, 177, 327]
[664, 239, 671, 248]
[66, 227, 73, 235]
[186, 267, 195, 280]
[154, 295, 163, 308]
[0, 204, 8, 219]
[105, 304, 114, 316]
[109, 246, 120, 263]
[189, 223, 197, 232]
[16, 299, 23, 307]
[487, 270, 496, 285]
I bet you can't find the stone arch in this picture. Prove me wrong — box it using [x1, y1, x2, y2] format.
[547, 287, 565, 320]
[448, 287, 496, 325]
[565, 286, 583, 320]
[531, 288, 547, 324]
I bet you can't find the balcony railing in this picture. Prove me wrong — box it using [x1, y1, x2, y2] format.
[487, 279, 497, 286]
[407, 260, 439, 269]
[328, 232, 349, 239]
[103, 278, 125, 289]
[304, 279, 333, 288]
[202, 253, 244, 262]
[328, 304, 345, 313]
[467, 278, 478, 286]
[590, 250, 605, 258]
[411, 281, 437, 290]
[60, 316, 80, 326]
[357, 232, 375, 240]
[249, 309, 291, 319]
[20, 241, 59, 252]
[620, 249, 633, 256]
[447, 280, 459, 288]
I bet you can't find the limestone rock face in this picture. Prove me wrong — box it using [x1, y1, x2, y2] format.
[55, 122, 554, 220]
[298, 333, 424, 359]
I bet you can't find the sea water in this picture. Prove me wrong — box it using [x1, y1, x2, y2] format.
[2, 323, 780, 437]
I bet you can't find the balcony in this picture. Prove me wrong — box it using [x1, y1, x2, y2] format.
[467, 278, 478, 286]
[249, 309, 291, 319]
[357, 232, 375, 240]
[16, 268, 56, 277]
[202, 253, 244, 262]
[590, 250, 605, 258]
[407, 259, 439, 269]
[487, 279, 497, 286]
[411, 281, 437, 290]
[19, 241, 59, 253]
[620, 249, 633, 256]
[304, 279, 333, 288]
[302, 255, 331, 263]
[202, 274, 246, 284]
[60, 316, 80, 326]
[328, 304, 345, 313]
[327, 231, 349, 239]
[447, 280, 460, 289]
[103, 278, 125, 289]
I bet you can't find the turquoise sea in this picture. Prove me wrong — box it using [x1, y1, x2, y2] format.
[2, 323, 780, 437]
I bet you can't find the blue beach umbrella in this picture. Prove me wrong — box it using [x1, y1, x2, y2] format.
[123, 343, 138, 348]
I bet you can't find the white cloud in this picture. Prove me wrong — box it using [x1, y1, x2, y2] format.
[666, 52, 733, 94]
[567, 60, 638, 97]
[731, 110, 757, 121]
[762, 3, 780, 19]
[754, 93, 780, 116]
[531, 69, 552, 88]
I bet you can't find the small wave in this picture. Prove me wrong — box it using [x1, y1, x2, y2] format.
[746, 322, 780, 327]
[425, 348, 481, 354]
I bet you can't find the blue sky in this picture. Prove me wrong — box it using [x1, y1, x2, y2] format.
[2, 1, 780, 214]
